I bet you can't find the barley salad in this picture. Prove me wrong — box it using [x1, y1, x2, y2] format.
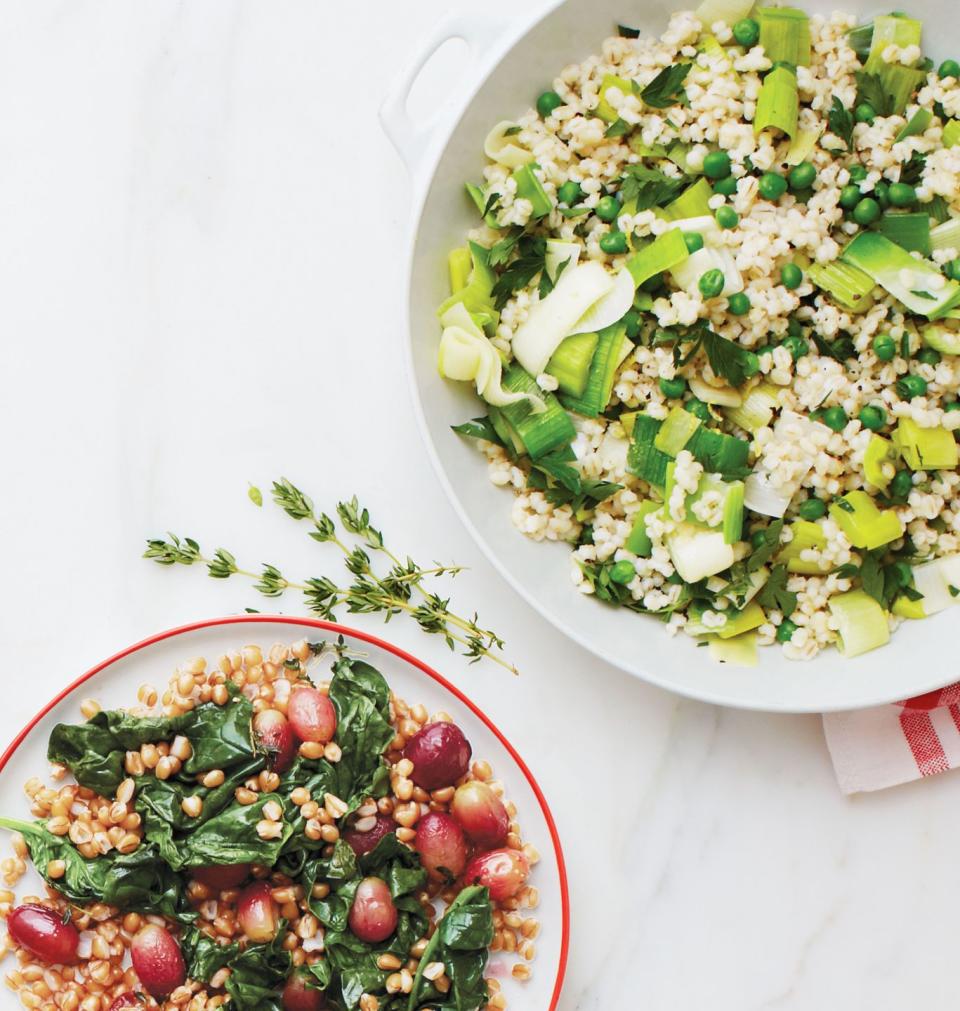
[0, 640, 539, 1011]
[436, 0, 960, 663]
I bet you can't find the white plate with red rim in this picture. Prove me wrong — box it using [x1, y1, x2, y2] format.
[0, 615, 569, 1010]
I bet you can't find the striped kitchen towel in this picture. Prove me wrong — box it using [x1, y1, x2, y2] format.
[823, 683, 960, 794]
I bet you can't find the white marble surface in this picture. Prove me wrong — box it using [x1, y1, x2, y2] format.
[4, 2, 960, 1008]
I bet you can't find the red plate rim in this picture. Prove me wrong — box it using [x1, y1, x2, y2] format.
[0, 614, 570, 1010]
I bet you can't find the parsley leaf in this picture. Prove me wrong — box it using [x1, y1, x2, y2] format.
[748, 519, 786, 572]
[618, 164, 690, 211]
[637, 63, 692, 109]
[451, 417, 504, 446]
[488, 228, 522, 267]
[900, 151, 927, 186]
[855, 71, 894, 117]
[756, 564, 798, 616]
[858, 552, 885, 603]
[812, 332, 857, 365]
[678, 324, 759, 388]
[828, 96, 855, 150]
[528, 452, 622, 512]
[491, 235, 549, 308]
[605, 118, 632, 138]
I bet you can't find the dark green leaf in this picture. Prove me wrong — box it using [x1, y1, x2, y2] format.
[451, 417, 504, 445]
[855, 71, 894, 116]
[828, 96, 855, 150]
[755, 564, 797, 616]
[619, 165, 690, 211]
[491, 235, 549, 309]
[638, 63, 692, 108]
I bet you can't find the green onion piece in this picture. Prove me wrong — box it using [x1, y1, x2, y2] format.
[754, 63, 799, 137]
[757, 7, 811, 66]
[559, 323, 630, 418]
[726, 383, 778, 432]
[875, 212, 932, 255]
[625, 228, 690, 286]
[944, 120, 960, 147]
[511, 164, 553, 218]
[840, 231, 960, 319]
[695, 0, 755, 30]
[828, 490, 904, 550]
[863, 14, 922, 75]
[776, 520, 827, 574]
[627, 415, 673, 487]
[893, 417, 959, 470]
[448, 247, 473, 294]
[708, 631, 759, 666]
[922, 324, 960, 355]
[437, 242, 500, 326]
[879, 64, 928, 116]
[625, 501, 663, 556]
[807, 260, 877, 313]
[715, 600, 765, 639]
[654, 405, 702, 455]
[660, 178, 713, 221]
[595, 74, 632, 124]
[863, 434, 897, 492]
[500, 366, 575, 458]
[895, 107, 933, 142]
[545, 332, 600, 398]
[829, 590, 890, 657]
[785, 125, 823, 165]
[931, 216, 960, 251]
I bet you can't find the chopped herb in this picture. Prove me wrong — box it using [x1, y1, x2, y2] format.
[855, 71, 894, 117]
[618, 23, 641, 38]
[900, 332, 911, 359]
[828, 96, 855, 150]
[950, 584, 960, 597]
[812, 332, 857, 365]
[899, 151, 927, 186]
[503, 125, 522, 136]
[910, 289, 937, 300]
[756, 564, 797, 617]
[490, 235, 549, 309]
[679, 323, 759, 388]
[834, 497, 855, 513]
[858, 552, 885, 603]
[637, 63, 692, 108]
[451, 417, 504, 446]
[605, 118, 632, 138]
[618, 164, 690, 211]
[747, 520, 786, 572]
[559, 205, 590, 218]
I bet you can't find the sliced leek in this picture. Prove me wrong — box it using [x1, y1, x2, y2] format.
[755, 63, 799, 137]
[893, 417, 959, 470]
[757, 6, 811, 66]
[828, 490, 904, 550]
[829, 590, 890, 657]
[484, 121, 535, 168]
[569, 268, 637, 336]
[708, 631, 759, 666]
[726, 384, 778, 431]
[626, 229, 691, 287]
[777, 519, 827, 574]
[807, 259, 877, 313]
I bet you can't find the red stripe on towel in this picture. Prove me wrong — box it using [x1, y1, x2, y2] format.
[899, 710, 950, 776]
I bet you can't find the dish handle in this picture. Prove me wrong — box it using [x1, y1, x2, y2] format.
[379, 14, 512, 181]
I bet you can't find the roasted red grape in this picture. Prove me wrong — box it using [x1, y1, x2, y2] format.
[288, 686, 337, 744]
[348, 876, 397, 943]
[402, 721, 471, 790]
[414, 811, 467, 880]
[192, 864, 252, 890]
[253, 709, 296, 773]
[7, 904, 79, 965]
[463, 848, 529, 902]
[342, 812, 395, 857]
[451, 781, 509, 848]
[282, 971, 327, 1010]
[237, 881, 279, 943]
[108, 994, 144, 1011]
[130, 924, 186, 999]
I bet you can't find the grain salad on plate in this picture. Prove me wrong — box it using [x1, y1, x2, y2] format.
[0, 641, 540, 1011]
[436, 0, 960, 663]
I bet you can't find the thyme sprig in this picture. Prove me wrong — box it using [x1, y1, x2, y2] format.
[144, 479, 516, 674]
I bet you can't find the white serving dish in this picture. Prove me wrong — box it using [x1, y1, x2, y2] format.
[382, 0, 959, 713]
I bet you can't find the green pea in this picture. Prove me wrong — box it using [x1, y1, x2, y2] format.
[596, 195, 622, 222]
[640, 271, 664, 293]
[536, 90, 563, 118]
[855, 102, 876, 124]
[713, 175, 738, 196]
[557, 180, 583, 205]
[703, 150, 732, 180]
[776, 619, 798, 643]
[741, 350, 760, 379]
[858, 404, 887, 431]
[875, 181, 890, 208]
[751, 529, 769, 549]
[780, 263, 803, 290]
[659, 376, 687, 399]
[798, 497, 827, 520]
[946, 258, 960, 281]
[872, 333, 896, 361]
[853, 197, 881, 225]
[685, 398, 712, 422]
[839, 184, 862, 209]
[788, 161, 816, 190]
[623, 309, 642, 340]
[758, 172, 788, 201]
[600, 231, 628, 254]
[888, 182, 916, 208]
[916, 347, 941, 367]
[939, 59, 960, 79]
[946, 400, 960, 412]
[782, 334, 809, 360]
[727, 292, 751, 316]
[684, 231, 705, 253]
[698, 268, 726, 298]
[896, 374, 928, 399]
[609, 559, 637, 585]
[715, 205, 740, 229]
[732, 17, 760, 46]
[822, 406, 848, 431]
[891, 469, 914, 499]
[848, 165, 868, 182]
